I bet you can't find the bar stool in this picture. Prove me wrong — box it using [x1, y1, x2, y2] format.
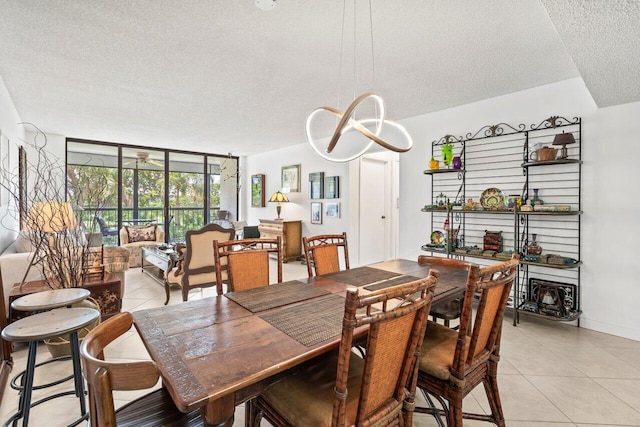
[2, 288, 96, 426]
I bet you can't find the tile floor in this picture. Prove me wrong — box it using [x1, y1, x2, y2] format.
[2, 261, 640, 426]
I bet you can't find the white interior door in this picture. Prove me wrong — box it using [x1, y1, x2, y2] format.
[359, 157, 387, 265]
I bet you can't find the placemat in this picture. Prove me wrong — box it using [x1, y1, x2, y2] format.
[363, 275, 424, 291]
[259, 294, 347, 347]
[322, 266, 401, 287]
[225, 280, 330, 313]
[364, 278, 457, 298]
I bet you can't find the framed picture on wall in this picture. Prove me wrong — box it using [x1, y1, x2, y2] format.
[309, 172, 324, 199]
[311, 202, 322, 224]
[325, 202, 340, 218]
[251, 174, 265, 207]
[281, 164, 301, 193]
[325, 176, 339, 199]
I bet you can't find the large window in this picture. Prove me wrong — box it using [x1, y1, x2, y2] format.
[66, 140, 239, 245]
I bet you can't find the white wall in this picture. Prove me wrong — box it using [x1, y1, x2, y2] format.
[244, 143, 350, 239]
[0, 76, 25, 252]
[398, 76, 640, 340]
[580, 101, 640, 339]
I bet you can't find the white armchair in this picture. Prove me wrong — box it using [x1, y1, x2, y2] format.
[119, 225, 165, 267]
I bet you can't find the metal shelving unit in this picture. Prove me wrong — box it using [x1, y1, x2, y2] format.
[422, 116, 582, 325]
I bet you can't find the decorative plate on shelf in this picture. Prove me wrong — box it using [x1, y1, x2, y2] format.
[430, 231, 445, 245]
[479, 188, 505, 210]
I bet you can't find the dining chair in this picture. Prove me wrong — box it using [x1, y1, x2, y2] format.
[248, 273, 438, 427]
[418, 255, 474, 329]
[302, 232, 349, 277]
[213, 236, 282, 294]
[167, 223, 235, 301]
[414, 254, 519, 427]
[80, 312, 203, 427]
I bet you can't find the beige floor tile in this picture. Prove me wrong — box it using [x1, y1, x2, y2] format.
[547, 346, 640, 379]
[527, 375, 640, 425]
[602, 347, 640, 370]
[594, 378, 640, 416]
[488, 374, 570, 423]
[501, 341, 585, 377]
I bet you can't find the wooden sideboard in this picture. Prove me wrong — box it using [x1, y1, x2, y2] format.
[258, 219, 302, 263]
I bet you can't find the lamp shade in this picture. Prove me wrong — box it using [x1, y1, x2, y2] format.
[552, 132, 576, 146]
[268, 191, 289, 203]
[268, 191, 289, 220]
[552, 132, 576, 159]
[26, 201, 78, 233]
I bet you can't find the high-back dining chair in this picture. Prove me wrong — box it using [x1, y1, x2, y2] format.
[415, 254, 519, 427]
[80, 312, 203, 427]
[248, 273, 438, 427]
[303, 232, 349, 277]
[213, 237, 282, 294]
[418, 255, 474, 328]
[171, 223, 235, 301]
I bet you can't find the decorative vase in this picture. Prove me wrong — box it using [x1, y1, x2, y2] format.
[429, 156, 439, 170]
[441, 144, 453, 168]
[530, 188, 544, 206]
[452, 156, 462, 170]
[527, 233, 542, 255]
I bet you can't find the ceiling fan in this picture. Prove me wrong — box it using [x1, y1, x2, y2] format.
[124, 151, 164, 167]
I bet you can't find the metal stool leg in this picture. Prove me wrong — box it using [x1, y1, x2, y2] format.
[69, 331, 88, 419]
[2, 341, 38, 427]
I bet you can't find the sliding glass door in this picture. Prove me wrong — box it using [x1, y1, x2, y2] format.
[66, 140, 239, 246]
[168, 152, 205, 243]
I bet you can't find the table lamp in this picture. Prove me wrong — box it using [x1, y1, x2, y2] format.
[552, 131, 576, 159]
[268, 191, 289, 220]
[20, 201, 79, 290]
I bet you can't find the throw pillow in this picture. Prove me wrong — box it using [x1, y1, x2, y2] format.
[126, 225, 157, 243]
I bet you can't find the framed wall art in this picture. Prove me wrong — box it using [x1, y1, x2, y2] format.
[251, 174, 265, 207]
[281, 164, 301, 193]
[311, 202, 322, 224]
[325, 202, 340, 218]
[325, 176, 339, 199]
[309, 172, 324, 199]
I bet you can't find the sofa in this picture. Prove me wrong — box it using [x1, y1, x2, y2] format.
[0, 232, 129, 316]
[119, 224, 165, 267]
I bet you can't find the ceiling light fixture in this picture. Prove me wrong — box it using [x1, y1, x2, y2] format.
[255, 0, 276, 11]
[306, 0, 413, 162]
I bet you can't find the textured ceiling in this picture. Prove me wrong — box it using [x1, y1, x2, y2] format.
[541, 0, 640, 108]
[0, 1, 635, 155]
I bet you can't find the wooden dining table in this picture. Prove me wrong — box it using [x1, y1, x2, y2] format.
[132, 258, 468, 426]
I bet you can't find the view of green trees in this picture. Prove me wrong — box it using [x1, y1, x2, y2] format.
[67, 164, 222, 243]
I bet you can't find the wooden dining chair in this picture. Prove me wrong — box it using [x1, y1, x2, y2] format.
[303, 232, 349, 277]
[213, 236, 282, 294]
[418, 255, 474, 329]
[248, 273, 438, 427]
[414, 254, 519, 427]
[167, 223, 235, 301]
[80, 312, 203, 427]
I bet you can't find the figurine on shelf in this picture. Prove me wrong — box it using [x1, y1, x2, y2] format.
[464, 198, 477, 210]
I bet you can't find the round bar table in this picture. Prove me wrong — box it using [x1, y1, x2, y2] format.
[11, 288, 90, 312]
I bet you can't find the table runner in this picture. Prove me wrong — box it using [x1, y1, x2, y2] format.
[322, 266, 401, 287]
[225, 280, 330, 313]
[259, 294, 347, 347]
